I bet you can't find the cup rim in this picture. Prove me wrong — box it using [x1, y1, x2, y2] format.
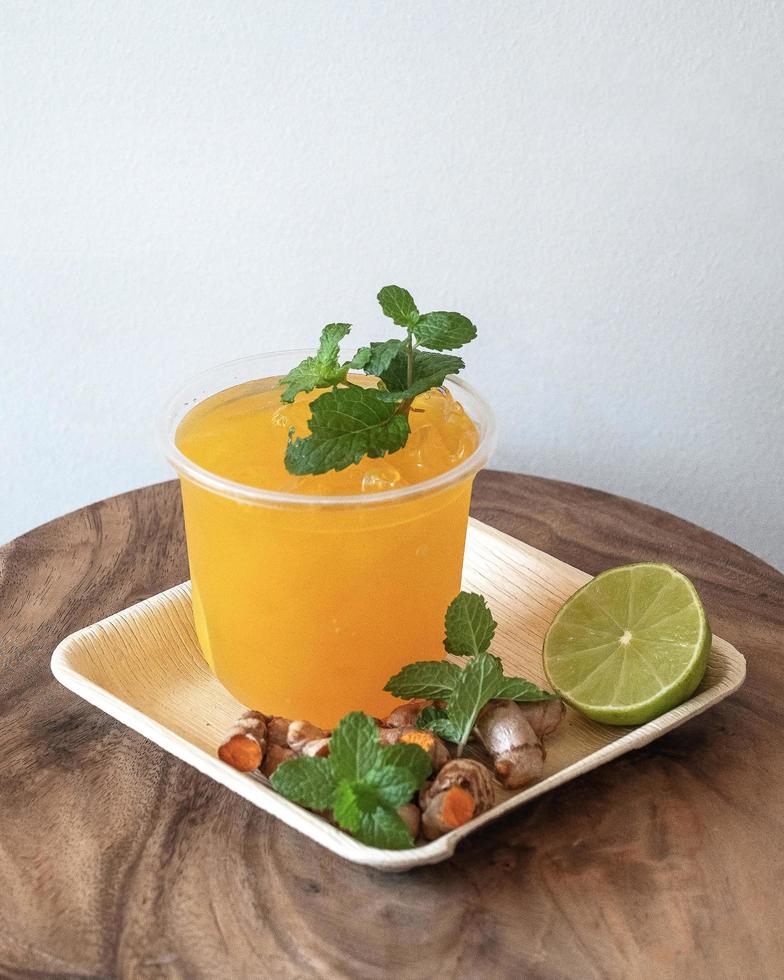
[160, 349, 497, 508]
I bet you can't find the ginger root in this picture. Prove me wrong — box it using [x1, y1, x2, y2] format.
[217, 710, 267, 772]
[474, 700, 544, 789]
[419, 758, 495, 839]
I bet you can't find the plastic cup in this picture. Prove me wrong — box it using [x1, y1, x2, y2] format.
[161, 351, 496, 728]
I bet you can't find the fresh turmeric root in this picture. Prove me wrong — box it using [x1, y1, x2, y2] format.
[398, 802, 421, 839]
[474, 700, 544, 789]
[219, 713, 331, 774]
[285, 719, 330, 755]
[384, 700, 430, 728]
[261, 743, 296, 776]
[419, 758, 495, 839]
[516, 699, 566, 739]
[265, 715, 294, 747]
[378, 725, 450, 772]
[301, 737, 331, 758]
[217, 710, 267, 772]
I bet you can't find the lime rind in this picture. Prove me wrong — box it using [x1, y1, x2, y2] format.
[543, 563, 711, 726]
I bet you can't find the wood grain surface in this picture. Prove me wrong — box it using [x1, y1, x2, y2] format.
[1, 472, 782, 979]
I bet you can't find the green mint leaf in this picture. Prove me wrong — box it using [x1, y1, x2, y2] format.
[328, 711, 381, 783]
[279, 358, 346, 404]
[279, 323, 352, 403]
[377, 349, 464, 401]
[445, 651, 505, 750]
[333, 776, 417, 849]
[422, 716, 461, 743]
[325, 712, 431, 848]
[269, 756, 336, 810]
[355, 806, 415, 850]
[444, 591, 497, 657]
[349, 347, 372, 369]
[383, 660, 461, 700]
[415, 311, 477, 351]
[364, 763, 421, 808]
[493, 676, 555, 702]
[377, 285, 419, 328]
[316, 322, 352, 367]
[378, 742, 432, 788]
[332, 780, 363, 833]
[416, 704, 448, 730]
[284, 387, 411, 475]
[352, 339, 406, 377]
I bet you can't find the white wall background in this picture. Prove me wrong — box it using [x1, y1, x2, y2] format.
[2, 1, 782, 569]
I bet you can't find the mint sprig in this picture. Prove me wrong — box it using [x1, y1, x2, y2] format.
[278, 285, 477, 475]
[270, 711, 431, 850]
[385, 591, 554, 754]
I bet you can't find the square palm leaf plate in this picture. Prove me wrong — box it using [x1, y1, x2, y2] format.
[51, 519, 745, 872]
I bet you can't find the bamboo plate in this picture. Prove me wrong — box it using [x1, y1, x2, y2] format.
[50, 518, 746, 872]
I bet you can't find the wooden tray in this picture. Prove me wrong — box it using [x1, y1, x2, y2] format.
[50, 519, 746, 872]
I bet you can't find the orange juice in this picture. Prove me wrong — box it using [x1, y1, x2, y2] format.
[167, 356, 494, 728]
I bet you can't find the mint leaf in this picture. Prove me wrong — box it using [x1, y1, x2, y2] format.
[365, 763, 421, 808]
[351, 338, 406, 377]
[355, 807, 414, 850]
[280, 358, 345, 405]
[384, 660, 461, 700]
[493, 676, 555, 702]
[332, 780, 363, 833]
[378, 742, 432, 788]
[423, 716, 461, 743]
[334, 779, 416, 849]
[377, 349, 464, 401]
[415, 311, 477, 351]
[416, 704, 448, 730]
[444, 592, 497, 657]
[377, 285, 419, 328]
[446, 651, 505, 751]
[317, 322, 352, 366]
[269, 756, 336, 810]
[349, 347, 372, 370]
[279, 323, 352, 403]
[329, 711, 380, 782]
[285, 387, 411, 475]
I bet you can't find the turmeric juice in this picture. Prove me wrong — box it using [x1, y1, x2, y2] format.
[174, 371, 486, 728]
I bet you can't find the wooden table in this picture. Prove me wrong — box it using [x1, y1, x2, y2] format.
[1, 472, 782, 979]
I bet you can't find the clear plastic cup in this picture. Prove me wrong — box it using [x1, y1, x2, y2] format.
[161, 351, 496, 728]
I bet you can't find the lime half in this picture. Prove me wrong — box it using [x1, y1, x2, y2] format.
[543, 563, 711, 725]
